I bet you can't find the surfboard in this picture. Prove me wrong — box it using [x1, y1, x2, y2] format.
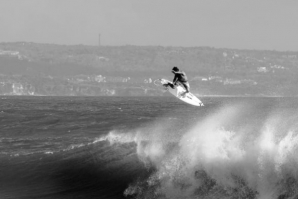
[155, 79, 204, 106]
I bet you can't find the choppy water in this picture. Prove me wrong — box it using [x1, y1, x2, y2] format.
[1, 96, 298, 199]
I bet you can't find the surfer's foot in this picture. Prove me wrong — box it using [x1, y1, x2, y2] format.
[181, 91, 189, 97]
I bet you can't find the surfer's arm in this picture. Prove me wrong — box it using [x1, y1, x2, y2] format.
[173, 75, 178, 85]
[172, 71, 184, 75]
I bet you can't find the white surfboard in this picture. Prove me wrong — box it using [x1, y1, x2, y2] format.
[155, 79, 204, 106]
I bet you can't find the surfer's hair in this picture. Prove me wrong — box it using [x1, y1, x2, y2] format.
[172, 66, 179, 72]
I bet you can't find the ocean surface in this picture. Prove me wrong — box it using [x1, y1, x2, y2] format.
[1, 96, 298, 199]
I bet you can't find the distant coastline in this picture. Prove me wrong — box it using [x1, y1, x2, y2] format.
[0, 42, 298, 97]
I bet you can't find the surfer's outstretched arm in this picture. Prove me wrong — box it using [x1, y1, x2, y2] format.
[172, 75, 178, 85]
[172, 71, 184, 75]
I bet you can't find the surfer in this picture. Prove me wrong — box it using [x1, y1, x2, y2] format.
[171, 66, 190, 96]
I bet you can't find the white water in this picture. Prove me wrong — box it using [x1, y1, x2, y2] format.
[103, 102, 298, 199]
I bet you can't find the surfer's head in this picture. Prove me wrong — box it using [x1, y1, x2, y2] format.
[172, 66, 179, 72]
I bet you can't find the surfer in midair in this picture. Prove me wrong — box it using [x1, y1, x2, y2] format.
[171, 66, 190, 96]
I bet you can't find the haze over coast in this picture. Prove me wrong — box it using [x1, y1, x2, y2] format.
[0, 42, 297, 97]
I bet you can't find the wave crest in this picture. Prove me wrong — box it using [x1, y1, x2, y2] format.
[103, 102, 298, 199]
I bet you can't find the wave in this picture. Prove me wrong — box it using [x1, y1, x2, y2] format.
[100, 102, 298, 199]
[0, 134, 149, 199]
[2, 99, 298, 198]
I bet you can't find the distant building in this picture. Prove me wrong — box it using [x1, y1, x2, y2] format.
[224, 79, 241, 85]
[257, 67, 268, 73]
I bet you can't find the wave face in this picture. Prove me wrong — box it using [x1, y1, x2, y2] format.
[1, 96, 298, 198]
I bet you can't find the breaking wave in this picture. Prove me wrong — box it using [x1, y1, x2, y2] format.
[102, 102, 298, 199]
[3, 98, 298, 199]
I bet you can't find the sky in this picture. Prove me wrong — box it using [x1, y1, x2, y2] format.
[0, 0, 298, 51]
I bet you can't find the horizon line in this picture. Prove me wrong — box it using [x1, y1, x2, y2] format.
[1, 41, 298, 53]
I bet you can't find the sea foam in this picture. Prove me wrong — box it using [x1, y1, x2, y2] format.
[106, 102, 298, 199]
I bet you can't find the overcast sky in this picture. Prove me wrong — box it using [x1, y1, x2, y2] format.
[0, 0, 297, 51]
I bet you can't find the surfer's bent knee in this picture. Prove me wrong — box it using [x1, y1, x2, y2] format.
[183, 82, 190, 92]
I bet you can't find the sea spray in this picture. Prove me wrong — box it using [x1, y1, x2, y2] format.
[107, 102, 298, 199]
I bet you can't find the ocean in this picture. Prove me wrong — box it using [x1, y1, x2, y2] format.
[1, 96, 298, 199]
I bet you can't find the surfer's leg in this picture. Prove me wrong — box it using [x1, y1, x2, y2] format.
[184, 82, 190, 93]
[163, 83, 174, 90]
[170, 83, 175, 89]
[181, 82, 190, 96]
[166, 83, 175, 89]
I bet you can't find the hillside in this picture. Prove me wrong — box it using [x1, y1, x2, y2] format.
[0, 42, 298, 96]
